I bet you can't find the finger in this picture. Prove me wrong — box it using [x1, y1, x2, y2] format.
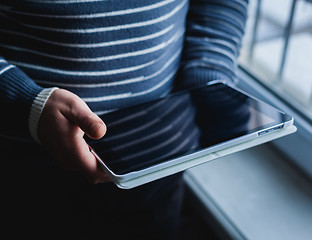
[90, 167, 112, 184]
[83, 153, 112, 184]
[76, 112, 106, 140]
[76, 140, 111, 184]
[63, 95, 107, 139]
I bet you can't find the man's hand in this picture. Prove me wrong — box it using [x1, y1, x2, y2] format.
[38, 89, 110, 184]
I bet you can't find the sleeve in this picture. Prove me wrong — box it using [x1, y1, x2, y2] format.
[177, 0, 249, 88]
[0, 57, 57, 142]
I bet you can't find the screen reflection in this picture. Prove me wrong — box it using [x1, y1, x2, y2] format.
[87, 83, 260, 175]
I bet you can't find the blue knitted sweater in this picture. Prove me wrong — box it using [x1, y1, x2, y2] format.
[0, 0, 248, 143]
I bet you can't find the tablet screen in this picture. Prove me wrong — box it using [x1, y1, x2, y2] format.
[87, 83, 292, 175]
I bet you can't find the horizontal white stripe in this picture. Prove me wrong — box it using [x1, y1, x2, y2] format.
[25, 0, 107, 3]
[121, 129, 183, 161]
[82, 91, 129, 102]
[129, 70, 175, 97]
[10, 60, 155, 76]
[0, 65, 15, 75]
[82, 68, 177, 102]
[113, 124, 174, 151]
[108, 118, 161, 142]
[186, 36, 237, 53]
[85, 92, 132, 102]
[106, 111, 148, 127]
[0, 59, 8, 63]
[163, 126, 199, 157]
[0, 24, 174, 48]
[34, 48, 181, 88]
[154, 113, 198, 160]
[20, 0, 186, 33]
[94, 109, 117, 115]
[10, 0, 174, 18]
[186, 46, 236, 62]
[0, 28, 183, 62]
[104, 96, 185, 141]
[104, 94, 188, 127]
[119, 108, 197, 162]
[35, 76, 142, 88]
[112, 101, 193, 151]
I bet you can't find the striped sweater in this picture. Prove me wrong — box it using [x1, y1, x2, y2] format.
[0, 0, 248, 143]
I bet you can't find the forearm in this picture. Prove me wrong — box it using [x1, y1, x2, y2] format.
[0, 58, 108, 182]
[0, 57, 57, 141]
[178, 0, 248, 88]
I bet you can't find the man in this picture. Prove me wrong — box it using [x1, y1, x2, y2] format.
[0, 0, 248, 239]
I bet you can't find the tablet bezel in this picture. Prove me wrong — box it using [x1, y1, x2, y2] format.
[89, 82, 294, 186]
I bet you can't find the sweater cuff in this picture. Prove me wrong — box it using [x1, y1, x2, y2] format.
[28, 87, 59, 144]
[179, 67, 237, 89]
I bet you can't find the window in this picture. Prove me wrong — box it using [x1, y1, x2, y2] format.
[240, 0, 312, 120]
[238, 0, 312, 178]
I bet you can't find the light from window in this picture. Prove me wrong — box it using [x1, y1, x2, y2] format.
[239, 0, 312, 121]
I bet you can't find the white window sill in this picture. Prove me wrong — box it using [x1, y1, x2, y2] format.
[184, 143, 312, 240]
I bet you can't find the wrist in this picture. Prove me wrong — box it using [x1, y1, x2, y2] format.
[28, 87, 59, 143]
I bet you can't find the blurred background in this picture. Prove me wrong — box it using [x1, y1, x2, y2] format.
[240, 0, 312, 120]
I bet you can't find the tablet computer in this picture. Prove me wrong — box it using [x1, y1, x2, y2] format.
[87, 81, 295, 189]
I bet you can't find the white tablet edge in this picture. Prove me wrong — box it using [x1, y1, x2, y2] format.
[114, 125, 297, 189]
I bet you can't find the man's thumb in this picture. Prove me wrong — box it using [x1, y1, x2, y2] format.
[65, 95, 107, 139]
[77, 113, 106, 139]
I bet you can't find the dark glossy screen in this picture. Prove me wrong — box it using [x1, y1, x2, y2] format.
[87, 83, 292, 175]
